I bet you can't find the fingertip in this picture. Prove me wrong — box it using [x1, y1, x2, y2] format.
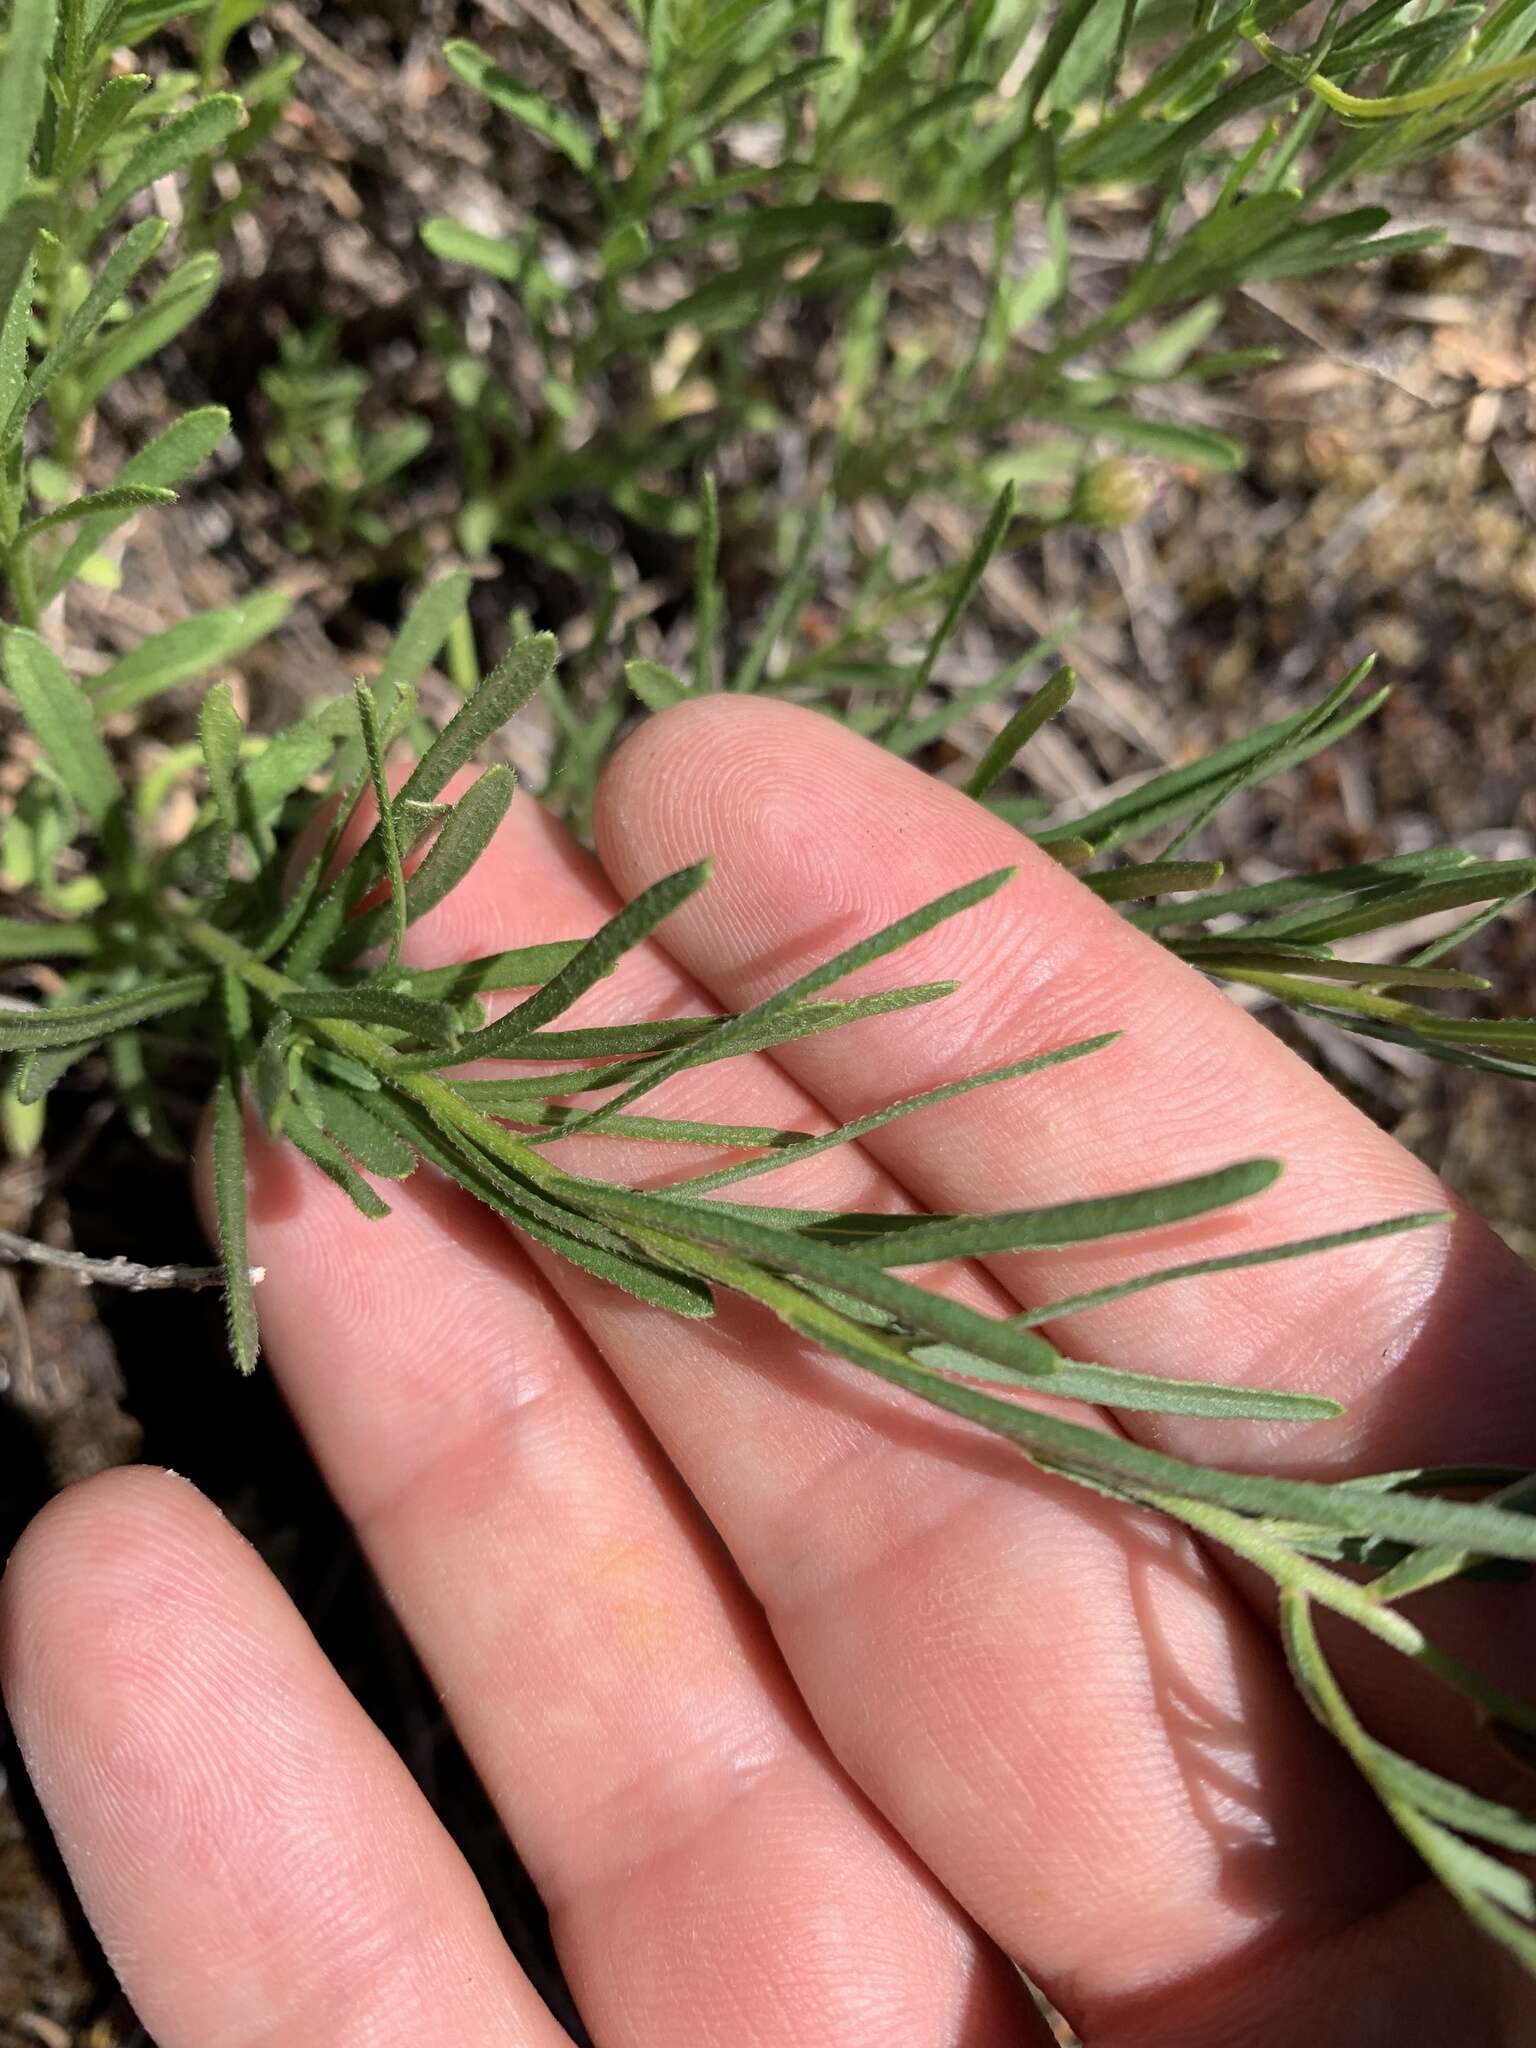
[3, 1462, 214, 1611]
[595, 694, 825, 866]
[593, 692, 1079, 963]
[0, 1466, 234, 1767]
[0, 1461, 555, 2048]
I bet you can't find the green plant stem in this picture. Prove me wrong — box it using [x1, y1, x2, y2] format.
[1148, 1488, 1536, 1740]
[174, 905, 552, 1168]
[174, 907, 402, 1072]
[5, 538, 42, 627]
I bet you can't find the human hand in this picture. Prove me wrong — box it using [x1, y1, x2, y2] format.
[3, 697, 1533, 2048]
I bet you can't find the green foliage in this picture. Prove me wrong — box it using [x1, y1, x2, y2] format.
[0, 0, 295, 628]
[260, 319, 432, 556]
[419, 6, 1515, 543]
[4, 0, 1536, 1986]
[402, 0, 1536, 813]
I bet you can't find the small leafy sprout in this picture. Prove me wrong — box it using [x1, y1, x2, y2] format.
[259, 319, 431, 555]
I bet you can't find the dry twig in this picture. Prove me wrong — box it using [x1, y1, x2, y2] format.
[0, 1226, 260, 1292]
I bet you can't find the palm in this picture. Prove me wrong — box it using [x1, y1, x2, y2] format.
[4, 697, 1533, 2047]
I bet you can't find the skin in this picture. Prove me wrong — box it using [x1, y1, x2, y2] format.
[3, 694, 1535, 2047]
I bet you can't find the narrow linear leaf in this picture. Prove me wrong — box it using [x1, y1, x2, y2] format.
[75, 250, 222, 411]
[1243, 975, 1536, 1057]
[16, 483, 175, 544]
[327, 764, 517, 966]
[59, 71, 151, 181]
[1044, 665, 1382, 856]
[108, 1025, 180, 1158]
[386, 942, 586, 1003]
[219, 963, 251, 1051]
[1162, 673, 1381, 865]
[1033, 399, 1244, 469]
[458, 984, 960, 1070]
[374, 571, 474, 726]
[199, 681, 243, 835]
[2, 629, 121, 826]
[801, 1159, 1284, 1265]
[888, 628, 1077, 757]
[43, 404, 230, 602]
[1371, 1748, 1536, 1856]
[282, 1102, 392, 1220]
[1128, 851, 1477, 932]
[400, 632, 557, 806]
[626, 658, 692, 712]
[1370, 1472, 1536, 1603]
[1248, 867, 1536, 946]
[0, 0, 58, 217]
[965, 666, 1076, 800]
[1401, 1813, 1535, 1920]
[354, 682, 405, 967]
[451, 861, 713, 1058]
[252, 853, 326, 961]
[1011, 1212, 1449, 1327]
[3, 216, 168, 449]
[529, 1106, 810, 1147]
[890, 484, 1014, 731]
[253, 1017, 295, 1129]
[0, 197, 50, 352]
[92, 592, 291, 716]
[651, 1036, 1118, 1189]
[1185, 946, 1489, 993]
[259, 731, 416, 964]
[505, 1192, 721, 1316]
[914, 1341, 1341, 1421]
[1409, 894, 1535, 971]
[242, 694, 358, 819]
[444, 40, 598, 173]
[1085, 859, 1225, 904]
[551, 870, 1015, 1134]
[420, 216, 521, 283]
[694, 470, 721, 693]
[452, 1064, 661, 1108]
[0, 916, 98, 961]
[0, 974, 211, 1053]
[85, 93, 243, 243]
[1024, 0, 1103, 113]
[731, 497, 827, 694]
[213, 1074, 259, 1373]
[280, 986, 460, 1046]
[1281, 1592, 1536, 1975]
[14, 1039, 98, 1105]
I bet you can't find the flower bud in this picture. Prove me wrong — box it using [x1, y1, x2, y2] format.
[1071, 457, 1156, 531]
